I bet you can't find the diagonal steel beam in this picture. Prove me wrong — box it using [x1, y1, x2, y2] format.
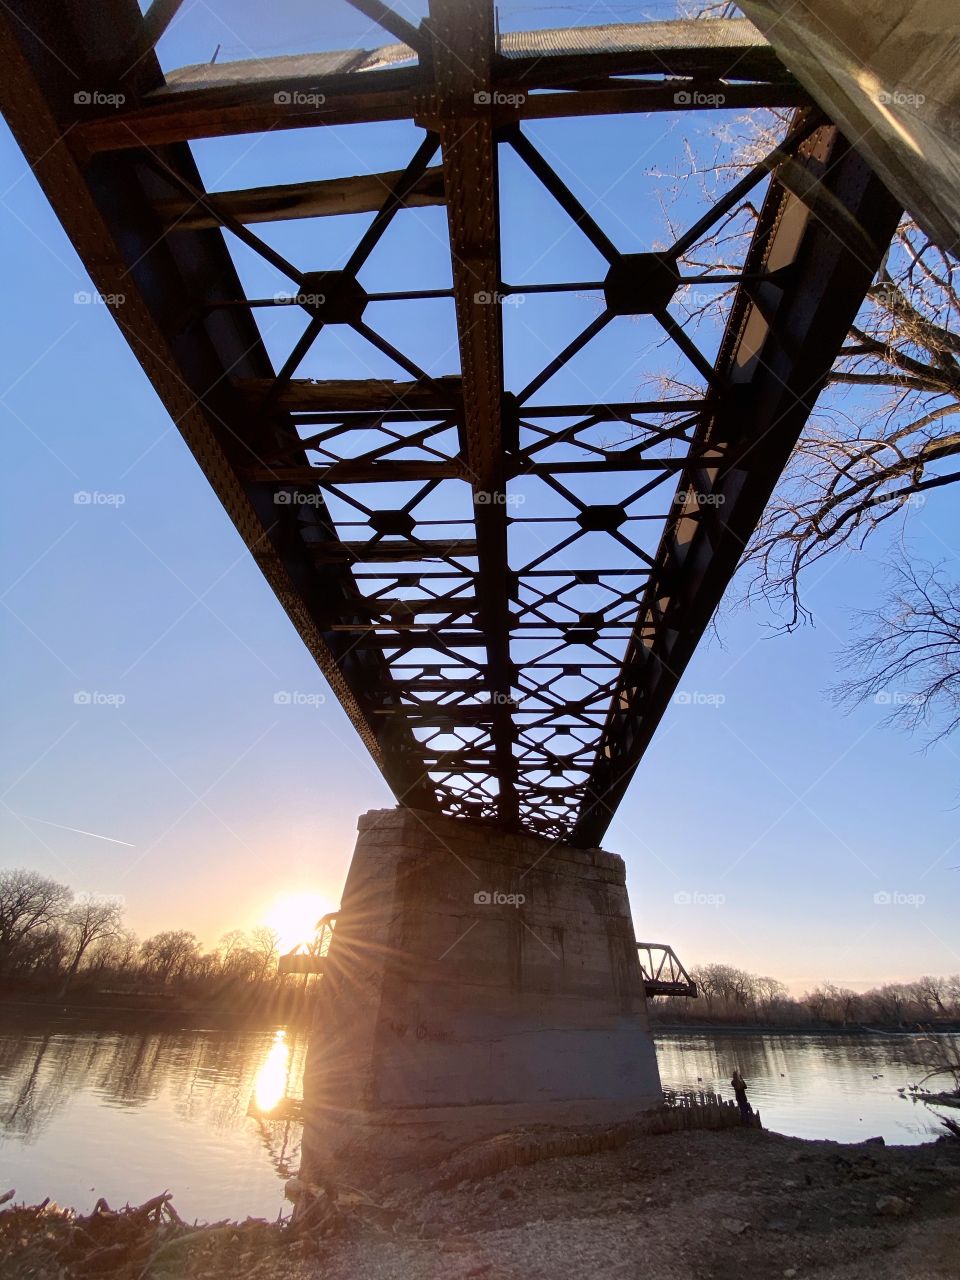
[572, 121, 902, 846]
[343, 0, 425, 55]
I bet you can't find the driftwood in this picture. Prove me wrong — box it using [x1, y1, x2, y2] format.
[918, 1091, 960, 1109]
[0, 1186, 338, 1278]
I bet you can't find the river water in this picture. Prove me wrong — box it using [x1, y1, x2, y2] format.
[0, 1021, 955, 1221]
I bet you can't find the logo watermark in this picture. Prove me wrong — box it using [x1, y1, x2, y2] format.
[274, 290, 325, 307]
[274, 491, 323, 506]
[675, 488, 725, 508]
[74, 691, 125, 707]
[877, 89, 925, 107]
[274, 90, 326, 107]
[74, 491, 125, 506]
[273, 690, 326, 708]
[74, 90, 126, 109]
[490, 691, 519, 707]
[473, 91, 526, 107]
[873, 890, 925, 908]
[474, 490, 525, 506]
[474, 290, 525, 307]
[473, 290, 527, 307]
[75, 891, 125, 907]
[674, 89, 726, 107]
[74, 291, 125, 307]
[873, 690, 923, 707]
[673, 690, 725, 707]
[474, 889, 525, 907]
[674, 890, 725, 908]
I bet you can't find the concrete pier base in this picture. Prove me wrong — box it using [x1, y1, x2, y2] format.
[300, 807, 662, 1186]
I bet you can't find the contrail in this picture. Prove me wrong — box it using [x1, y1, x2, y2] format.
[18, 816, 136, 848]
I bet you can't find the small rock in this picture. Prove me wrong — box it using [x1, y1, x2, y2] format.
[875, 1195, 910, 1217]
[721, 1217, 751, 1235]
[781, 1180, 798, 1190]
[766, 1217, 796, 1234]
[498, 1186, 518, 1201]
[863, 1136, 885, 1146]
[609, 1198, 633, 1212]
[784, 1270, 798, 1278]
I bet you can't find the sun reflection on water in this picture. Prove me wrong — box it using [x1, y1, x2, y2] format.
[253, 1030, 290, 1113]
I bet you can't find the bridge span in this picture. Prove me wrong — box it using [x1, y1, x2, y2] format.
[2, 0, 899, 845]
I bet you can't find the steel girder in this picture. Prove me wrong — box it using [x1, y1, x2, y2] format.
[0, 0, 901, 844]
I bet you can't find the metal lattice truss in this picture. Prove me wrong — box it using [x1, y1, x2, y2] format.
[1, 0, 901, 845]
[636, 943, 698, 998]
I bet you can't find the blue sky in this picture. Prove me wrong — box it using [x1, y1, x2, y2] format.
[1, 0, 957, 990]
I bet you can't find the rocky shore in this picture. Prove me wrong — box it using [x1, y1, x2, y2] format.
[3, 1126, 959, 1279]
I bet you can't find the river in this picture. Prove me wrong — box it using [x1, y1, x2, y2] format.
[0, 1020, 955, 1221]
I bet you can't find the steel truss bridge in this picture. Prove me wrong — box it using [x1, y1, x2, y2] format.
[1, 0, 900, 846]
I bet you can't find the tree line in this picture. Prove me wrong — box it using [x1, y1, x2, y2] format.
[5, 868, 956, 1029]
[652, 961, 960, 1028]
[0, 867, 287, 1007]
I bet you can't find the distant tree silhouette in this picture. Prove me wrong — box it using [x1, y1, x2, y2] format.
[0, 869, 70, 976]
[59, 894, 123, 994]
[139, 930, 200, 986]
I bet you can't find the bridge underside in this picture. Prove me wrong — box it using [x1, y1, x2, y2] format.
[1, 0, 901, 844]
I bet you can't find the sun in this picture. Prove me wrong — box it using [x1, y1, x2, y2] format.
[263, 892, 336, 953]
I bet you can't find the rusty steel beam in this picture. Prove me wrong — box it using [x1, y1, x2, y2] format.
[75, 77, 806, 153]
[572, 121, 901, 846]
[236, 377, 462, 413]
[76, 78, 807, 152]
[427, 0, 517, 827]
[154, 167, 445, 229]
[72, 18, 799, 154]
[242, 461, 462, 483]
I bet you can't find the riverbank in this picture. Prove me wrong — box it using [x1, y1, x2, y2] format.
[0, 996, 311, 1031]
[651, 1021, 960, 1036]
[4, 1125, 959, 1279]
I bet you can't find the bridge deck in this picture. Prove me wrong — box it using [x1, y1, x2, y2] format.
[0, 1, 900, 843]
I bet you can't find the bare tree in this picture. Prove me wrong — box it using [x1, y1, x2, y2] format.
[913, 974, 949, 1015]
[87, 926, 139, 975]
[831, 556, 960, 742]
[744, 231, 960, 631]
[0, 868, 71, 975]
[217, 929, 253, 976]
[139, 930, 200, 986]
[249, 926, 280, 984]
[655, 100, 960, 726]
[59, 894, 124, 994]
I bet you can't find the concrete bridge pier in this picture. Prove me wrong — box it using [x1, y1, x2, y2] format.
[299, 807, 662, 1187]
[739, 0, 960, 251]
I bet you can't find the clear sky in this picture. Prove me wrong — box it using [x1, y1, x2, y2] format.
[1, 0, 957, 992]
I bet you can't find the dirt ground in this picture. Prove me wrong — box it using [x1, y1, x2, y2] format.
[311, 1126, 960, 1280]
[4, 1127, 960, 1279]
